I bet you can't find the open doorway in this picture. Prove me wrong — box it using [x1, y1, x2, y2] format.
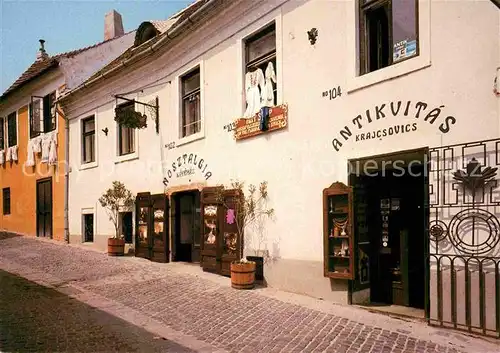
[350, 149, 427, 312]
[172, 190, 201, 263]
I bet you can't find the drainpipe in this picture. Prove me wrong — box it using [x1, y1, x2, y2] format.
[64, 114, 70, 243]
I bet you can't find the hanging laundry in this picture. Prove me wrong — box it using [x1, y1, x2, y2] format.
[244, 68, 265, 118]
[48, 138, 57, 165]
[32, 137, 42, 153]
[11, 145, 18, 162]
[6, 146, 12, 162]
[25, 140, 35, 167]
[0, 150, 4, 165]
[41, 136, 51, 163]
[262, 62, 277, 107]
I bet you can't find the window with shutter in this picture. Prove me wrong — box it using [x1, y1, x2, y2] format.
[7, 112, 17, 147]
[30, 98, 42, 138]
[43, 91, 57, 132]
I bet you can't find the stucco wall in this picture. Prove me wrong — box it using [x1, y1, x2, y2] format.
[0, 72, 66, 241]
[66, 0, 500, 302]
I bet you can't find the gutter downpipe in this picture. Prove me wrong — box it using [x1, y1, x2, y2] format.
[64, 114, 70, 243]
[60, 0, 219, 102]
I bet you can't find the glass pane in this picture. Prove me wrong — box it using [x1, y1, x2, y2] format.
[182, 71, 200, 96]
[182, 94, 200, 137]
[138, 207, 149, 246]
[128, 127, 135, 153]
[203, 205, 218, 245]
[83, 134, 95, 163]
[392, 0, 418, 63]
[31, 100, 41, 134]
[153, 208, 164, 246]
[83, 118, 95, 133]
[7, 112, 16, 146]
[246, 29, 276, 64]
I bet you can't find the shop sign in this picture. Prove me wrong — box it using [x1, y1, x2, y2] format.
[163, 153, 212, 187]
[234, 104, 288, 140]
[393, 39, 417, 63]
[331, 100, 457, 152]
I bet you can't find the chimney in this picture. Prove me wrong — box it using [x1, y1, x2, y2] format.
[104, 10, 124, 41]
[36, 39, 49, 61]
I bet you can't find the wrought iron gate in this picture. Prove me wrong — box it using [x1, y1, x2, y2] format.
[427, 138, 500, 337]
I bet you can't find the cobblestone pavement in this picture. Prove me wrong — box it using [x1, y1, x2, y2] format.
[1, 233, 499, 353]
[0, 270, 196, 353]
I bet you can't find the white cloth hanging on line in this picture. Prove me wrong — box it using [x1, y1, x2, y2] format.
[262, 62, 277, 107]
[0, 150, 4, 165]
[6, 146, 11, 162]
[11, 145, 18, 162]
[32, 137, 42, 153]
[48, 138, 57, 165]
[25, 140, 36, 167]
[41, 136, 52, 163]
[244, 68, 265, 118]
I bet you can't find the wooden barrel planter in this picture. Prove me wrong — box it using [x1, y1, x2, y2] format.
[107, 238, 125, 256]
[231, 261, 256, 289]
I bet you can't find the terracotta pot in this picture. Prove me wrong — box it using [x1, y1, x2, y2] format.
[230, 261, 256, 289]
[107, 238, 125, 256]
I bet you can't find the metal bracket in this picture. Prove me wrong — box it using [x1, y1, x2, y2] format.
[115, 95, 160, 134]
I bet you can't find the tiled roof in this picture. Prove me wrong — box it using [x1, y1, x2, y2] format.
[82, 0, 210, 86]
[0, 30, 134, 101]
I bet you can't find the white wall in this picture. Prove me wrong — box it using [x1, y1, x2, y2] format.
[67, 0, 500, 300]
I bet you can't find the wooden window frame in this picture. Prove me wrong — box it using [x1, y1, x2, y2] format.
[3, 187, 11, 215]
[7, 112, 17, 147]
[82, 116, 96, 164]
[180, 67, 201, 138]
[43, 91, 57, 133]
[358, 0, 419, 75]
[244, 22, 277, 106]
[117, 101, 135, 156]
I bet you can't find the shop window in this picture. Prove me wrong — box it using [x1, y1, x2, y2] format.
[244, 23, 277, 117]
[180, 67, 201, 138]
[82, 116, 96, 164]
[0, 117, 4, 150]
[83, 213, 94, 242]
[359, 0, 418, 75]
[29, 91, 56, 138]
[7, 112, 17, 147]
[3, 188, 10, 215]
[117, 101, 135, 156]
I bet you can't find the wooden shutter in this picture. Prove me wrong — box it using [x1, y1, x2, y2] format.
[0, 118, 4, 150]
[30, 96, 42, 137]
[200, 186, 222, 273]
[219, 188, 243, 276]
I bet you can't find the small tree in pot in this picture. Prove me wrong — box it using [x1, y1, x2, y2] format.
[216, 180, 274, 289]
[99, 181, 135, 256]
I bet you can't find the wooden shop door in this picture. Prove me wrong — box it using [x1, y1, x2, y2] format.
[199, 187, 242, 276]
[135, 192, 169, 263]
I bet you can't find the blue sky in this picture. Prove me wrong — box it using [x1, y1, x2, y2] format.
[0, 0, 193, 93]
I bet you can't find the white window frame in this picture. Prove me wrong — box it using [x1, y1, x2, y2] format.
[176, 61, 205, 147]
[237, 12, 283, 117]
[79, 111, 98, 170]
[114, 95, 139, 164]
[346, 0, 431, 93]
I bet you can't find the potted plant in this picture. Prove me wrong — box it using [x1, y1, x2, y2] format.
[216, 180, 274, 289]
[99, 181, 135, 256]
[114, 106, 147, 129]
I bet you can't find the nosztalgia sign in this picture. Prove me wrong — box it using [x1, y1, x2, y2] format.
[331, 100, 457, 152]
[163, 153, 212, 187]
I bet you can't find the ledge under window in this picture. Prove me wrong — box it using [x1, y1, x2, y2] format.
[176, 131, 205, 147]
[347, 55, 431, 93]
[115, 151, 139, 164]
[80, 161, 98, 170]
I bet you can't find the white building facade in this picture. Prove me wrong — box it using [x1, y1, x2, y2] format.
[61, 0, 500, 337]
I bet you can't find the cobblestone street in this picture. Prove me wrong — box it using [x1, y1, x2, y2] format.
[0, 233, 499, 353]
